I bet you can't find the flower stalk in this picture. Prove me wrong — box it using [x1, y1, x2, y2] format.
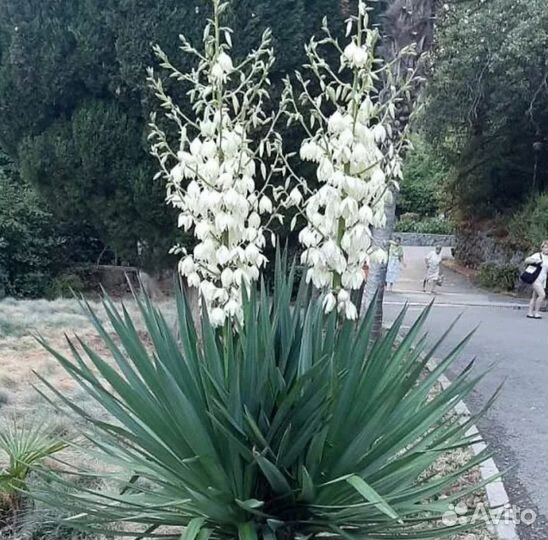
[148, 0, 285, 326]
[283, 0, 408, 320]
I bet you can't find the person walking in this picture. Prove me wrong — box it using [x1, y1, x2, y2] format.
[423, 245, 443, 293]
[524, 240, 548, 319]
[386, 238, 404, 291]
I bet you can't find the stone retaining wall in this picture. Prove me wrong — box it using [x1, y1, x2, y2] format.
[394, 232, 456, 247]
[454, 230, 525, 269]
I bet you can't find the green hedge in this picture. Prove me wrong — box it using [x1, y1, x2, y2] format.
[395, 216, 455, 235]
[509, 194, 548, 252]
[0, 170, 62, 298]
[399, 136, 449, 217]
[477, 262, 519, 292]
[0, 164, 104, 298]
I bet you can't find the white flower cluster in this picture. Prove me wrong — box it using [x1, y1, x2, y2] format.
[284, 1, 403, 320]
[298, 112, 393, 319]
[149, 0, 281, 327]
[169, 119, 270, 327]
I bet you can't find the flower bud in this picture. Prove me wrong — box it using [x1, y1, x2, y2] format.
[337, 289, 350, 303]
[216, 246, 231, 265]
[190, 138, 202, 156]
[201, 140, 217, 159]
[210, 62, 225, 81]
[221, 268, 233, 288]
[171, 164, 184, 184]
[217, 52, 233, 73]
[210, 308, 226, 327]
[373, 124, 387, 144]
[187, 272, 201, 288]
[322, 293, 337, 314]
[248, 212, 261, 229]
[289, 187, 303, 206]
[179, 256, 195, 276]
[178, 213, 193, 231]
[259, 196, 273, 214]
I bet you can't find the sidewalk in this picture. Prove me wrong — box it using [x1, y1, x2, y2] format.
[383, 246, 548, 540]
[387, 247, 530, 310]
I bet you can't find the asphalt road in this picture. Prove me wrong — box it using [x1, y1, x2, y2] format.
[383, 247, 548, 540]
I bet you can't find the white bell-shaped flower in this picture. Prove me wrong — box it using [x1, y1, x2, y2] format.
[210, 308, 226, 327]
[217, 52, 233, 73]
[258, 196, 273, 214]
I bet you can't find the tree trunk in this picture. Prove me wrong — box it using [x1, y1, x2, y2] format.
[96, 245, 107, 265]
[362, 191, 397, 338]
[361, 0, 437, 335]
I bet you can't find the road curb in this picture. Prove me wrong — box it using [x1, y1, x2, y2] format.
[385, 300, 528, 310]
[430, 359, 520, 540]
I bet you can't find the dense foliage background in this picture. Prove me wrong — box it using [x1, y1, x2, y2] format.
[0, 0, 355, 282]
[422, 0, 548, 225]
[1, 0, 547, 296]
[0, 152, 103, 297]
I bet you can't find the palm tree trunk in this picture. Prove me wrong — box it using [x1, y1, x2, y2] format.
[361, 0, 436, 337]
[362, 190, 397, 338]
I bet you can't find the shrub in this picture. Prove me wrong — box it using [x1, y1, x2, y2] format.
[0, 420, 66, 529]
[478, 262, 519, 292]
[0, 171, 62, 298]
[46, 273, 87, 299]
[396, 215, 455, 235]
[10, 273, 53, 300]
[0, 161, 106, 298]
[2, 478, 92, 540]
[508, 193, 548, 252]
[36, 255, 494, 539]
[399, 136, 449, 217]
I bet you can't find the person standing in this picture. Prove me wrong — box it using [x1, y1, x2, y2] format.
[386, 238, 404, 291]
[423, 245, 443, 293]
[524, 240, 548, 319]
[362, 261, 370, 283]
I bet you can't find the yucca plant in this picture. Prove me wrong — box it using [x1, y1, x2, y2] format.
[34, 252, 497, 539]
[0, 420, 66, 523]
